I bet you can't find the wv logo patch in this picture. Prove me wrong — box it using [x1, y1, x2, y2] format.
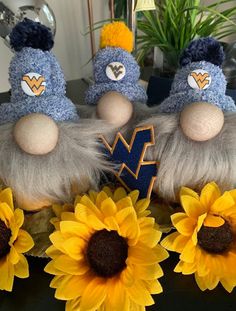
[102, 126, 158, 198]
[188, 69, 212, 90]
[106, 62, 126, 81]
[21, 72, 46, 97]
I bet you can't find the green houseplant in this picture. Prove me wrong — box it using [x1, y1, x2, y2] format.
[137, 0, 236, 75]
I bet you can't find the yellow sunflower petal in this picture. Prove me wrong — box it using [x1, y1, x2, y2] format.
[0, 202, 14, 224]
[134, 199, 150, 215]
[171, 213, 188, 227]
[204, 214, 225, 227]
[79, 278, 107, 311]
[9, 246, 20, 264]
[0, 188, 14, 210]
[14, 229, 34, 253]
[14, 209, 24, 229]
[135, 263, 163, 280]
[197, 213, 207, 231]
[129, 244, 162, 265]
[113, 187, 127, 202]
[126, 279, 154, 306]
[200, 182, 221, 209]
[144, 279, 163, 294]
[104, 216, 120, 232]
[46, 245, 62, 259]
[80, 195, 102, 218]
[54, 255, 89, 275]
[75, 204, 105, 230]
[174, 217, 196, 236]
[116, 207, 139, 241]
[14, 254, 29, 278]
[101, 198, 117, 217]
[60, 221, 91, 241]
[66, 298, 81, 311]
[49, 231, 67, 252]
[104, 278, 129, 311]
[96, 191, 109, 208]
[101, 186, 113, 198]
[63, 237, 86, 260]
[195, 248, 210, 277]
[61, 212, 77, 222]
[195, 273, 207, 291]
[139, 228, 161, 248]
[180, 195, 205, 218]
[120, 265, 135, 287]
[55, 274, 93, 300]
[180, 186, 199, 200]
[202, 272, 219, 290]
[128, 190, 139, 206]
[179, 239, 196, 263]
[211, 191, 235, 213]
[0, 257, 14, 291]
[50, 275, 64, 288]
[174, 261, 196, 275]
[221, 278, 236, 293]
[44, 260, 65, 275]
[116, 197, 133, 211]
[161, 232, 180, 252]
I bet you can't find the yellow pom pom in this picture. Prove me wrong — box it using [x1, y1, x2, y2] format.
[100, 22, 133, 52]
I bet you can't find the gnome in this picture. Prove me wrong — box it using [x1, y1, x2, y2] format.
[141, 37, 236, 202]
[82, 21, 149, 129]
[0, 19, 108, 211]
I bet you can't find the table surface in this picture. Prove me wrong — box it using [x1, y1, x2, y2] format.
[0, 81, 236, 310]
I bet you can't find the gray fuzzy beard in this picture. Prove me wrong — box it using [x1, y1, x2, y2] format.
[140, 112, 236, 202]
[0, 120, 109, 209]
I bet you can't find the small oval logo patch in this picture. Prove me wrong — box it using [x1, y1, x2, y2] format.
[21, 72, 46, 96]
[106, 62, 126, 81]
[187, 69, 211, 90]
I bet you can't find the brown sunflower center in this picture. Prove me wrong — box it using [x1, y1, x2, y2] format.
[0, 220, 11, 258]
[86, 229, 128, 278]
[197, 219, 233, 254]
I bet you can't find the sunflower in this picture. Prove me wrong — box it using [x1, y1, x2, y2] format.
[51, 186, 152, 230]
[45, 186, 169, 311]
[161, 182, 236, 292]
[0, 188, 34, 291]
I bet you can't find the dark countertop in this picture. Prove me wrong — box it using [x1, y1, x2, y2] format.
[0, 81, 236, 310]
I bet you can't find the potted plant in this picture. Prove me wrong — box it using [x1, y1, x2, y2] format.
[135, 0, 236, 104]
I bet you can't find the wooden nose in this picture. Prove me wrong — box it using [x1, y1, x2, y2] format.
[13, 113, 59, 155]
[180, 102, 224, 142]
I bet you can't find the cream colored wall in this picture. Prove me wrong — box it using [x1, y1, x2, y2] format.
[0, 0, 110, 92]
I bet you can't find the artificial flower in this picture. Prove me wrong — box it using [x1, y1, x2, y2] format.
[0, 188, 34, 291]
[51, 186, 152, 230]
[45, 186, 169, 311]
[162, 182, 236, 292]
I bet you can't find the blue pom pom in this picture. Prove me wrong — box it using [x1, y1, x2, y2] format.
[10, 18, 54, 52]
[180, 37, 224, 67]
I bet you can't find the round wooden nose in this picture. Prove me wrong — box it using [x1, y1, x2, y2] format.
[96, 91, 133, 127]
[14, 113, 59, 155]
[180, 102, 224, 142]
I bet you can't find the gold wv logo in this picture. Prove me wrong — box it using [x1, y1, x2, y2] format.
[190, 72, 210, 89]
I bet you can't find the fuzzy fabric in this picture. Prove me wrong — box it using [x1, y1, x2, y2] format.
[5, 47, 78, 122]
[0, 119, 111, 210]
[180, 37, 224, 67]
[158, 61, 236, 113]
[139, 112, 236, 202]
[10, 18, 54, 52]
[85, 47, 147, 105]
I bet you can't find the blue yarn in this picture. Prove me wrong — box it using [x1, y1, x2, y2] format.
[10, 18, 54, 52]
[158, 61, 236, 113]
[180, 37, 224, 67]
[85, 47, 147, 104]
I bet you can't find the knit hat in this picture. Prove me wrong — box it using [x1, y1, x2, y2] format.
[0, 18, 78, 125]
[85, 22, 147, 105]
[158, 37, 236, 113]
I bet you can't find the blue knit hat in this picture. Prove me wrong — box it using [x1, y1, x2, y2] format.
[0, 18, 78, 124]
[85, 22, 147, 105]
[158, 37, 236, 113]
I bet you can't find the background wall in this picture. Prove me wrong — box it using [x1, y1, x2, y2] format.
[0, 0, 110, 92]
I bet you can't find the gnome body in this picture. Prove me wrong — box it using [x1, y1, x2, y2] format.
[0, 19, 108, 211]
[139, 38, 236, 202]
